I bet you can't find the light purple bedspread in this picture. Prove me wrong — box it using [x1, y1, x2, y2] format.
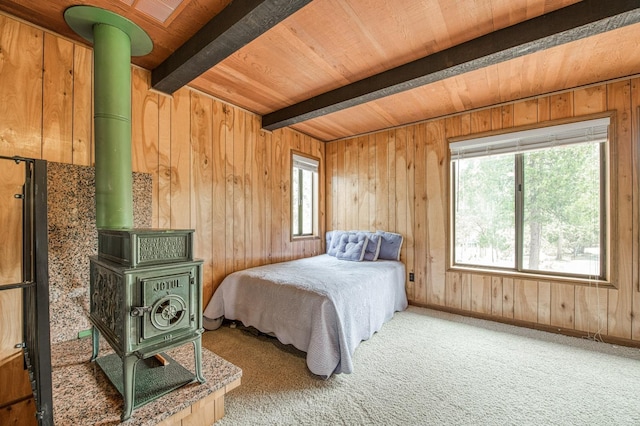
[203, 254, 407, 378]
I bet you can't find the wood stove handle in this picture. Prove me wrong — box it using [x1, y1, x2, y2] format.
[130, 306, 151, 317]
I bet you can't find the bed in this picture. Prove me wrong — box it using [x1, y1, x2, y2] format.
[202, 230, 408, 378]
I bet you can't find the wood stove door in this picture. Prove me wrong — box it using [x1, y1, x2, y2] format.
[139, 268, 196, 343]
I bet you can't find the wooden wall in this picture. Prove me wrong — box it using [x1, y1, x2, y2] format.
[3, 6, 640, 411]
[0, 12, 324, 410]
[326, 81, 640, 342]
[129, 70, 325, 304]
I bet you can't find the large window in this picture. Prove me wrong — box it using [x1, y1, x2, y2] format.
[450, 116, 609, 280]
[292, 152, 319, 238]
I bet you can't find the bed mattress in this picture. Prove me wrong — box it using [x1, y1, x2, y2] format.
[203, 254, 407, 377]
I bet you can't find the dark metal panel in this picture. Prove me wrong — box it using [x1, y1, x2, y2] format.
[13, 157, 53, 426]
[31, 159, 53, 425]
[262, 0, 640, 131]
[151, 0, 313, 94]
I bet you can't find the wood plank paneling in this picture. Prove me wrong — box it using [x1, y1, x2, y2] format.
[324, 79, 638, 346]
[414, 123, 427, 304]
[573, 85, 607, 116]
[0, 289, 21, 361]
[325, 141, 336, 231]
[0, 161, 24, 364]
[406, 128, 416, 300]
[0, 397, 37, 426]
[249, 115, 261, 268]
[336, 139, 346, 230]
[426, 120, 447, 306]
[387, 131, 397, 231]
[514, 279, 538, 323]
[0, 16, 43, 158]
[345, 138, 359, 231]
[291, 133, 303, 259]
[232, 108, 245, 272]
[42, 32, 73, 163]
[158, 94, 171, 228]
[263, 129, 273, 262]
[502, 277, 514, 319]
[357, 136, 369, 231]
[190, 92, 214, 304]
[470, 274, 491, 314]
[211, 99, 226, 289]
[71, 45, 92, 166]
[374, 133, 389, 230]
[500, 104, 514, 129]
[0, 162, 23, 284]
[224, 104, 236, 270]
[366, 137, 375, 231]
[550, 282, 575, 329]
[575, 285, 608, 335]
[0, 352, 34, 407]
[445, 271, 462, 309]
[491, 106, 502, 130]
[132, 67, 160, 226]
[316, 137, 326, 254]
[538, 96, 551, 122]
[461, 273, 472, 312]
[513, 99, 538, 125]
[280, 131, 292, 260]
[550, 92, 574, 120]
[538, 281, 551, 325]
[395, 128, 408, 290]
[170, 88, 192, 229]
[491, 276, 503, 317]
[631, 77, 640, 341]
[470, 109, 492, 133]
[607, 80, 634, 339]
[270, 129, 283, 263]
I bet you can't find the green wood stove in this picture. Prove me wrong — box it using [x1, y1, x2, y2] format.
[89, 229, 205, 421]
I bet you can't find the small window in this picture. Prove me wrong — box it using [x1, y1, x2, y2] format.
[450, 116, 609, 280]
[292, 152, 319, 238]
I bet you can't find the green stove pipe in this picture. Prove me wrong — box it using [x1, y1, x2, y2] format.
[93, 23, 133, 229]
[64, 6, 152, 230]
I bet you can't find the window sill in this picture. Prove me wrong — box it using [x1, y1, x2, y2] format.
[291, 235, 320, 242]
[448, 265, 615, 289]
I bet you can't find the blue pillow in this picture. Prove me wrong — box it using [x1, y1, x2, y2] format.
[325, 231, 334, 254]
[327, 230, 345, 256]
[352, 231, 381, 261]
[376, 231, 403, 261]
[335, 233, 368, 261]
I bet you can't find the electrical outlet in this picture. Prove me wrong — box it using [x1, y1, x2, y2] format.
[409, 272, 414, 282]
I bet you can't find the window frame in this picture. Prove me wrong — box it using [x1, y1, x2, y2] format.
[291, 151, 320, 240]
[447, 113, 616, 285]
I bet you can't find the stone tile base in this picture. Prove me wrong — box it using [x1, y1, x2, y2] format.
[51, 337, 241, 426]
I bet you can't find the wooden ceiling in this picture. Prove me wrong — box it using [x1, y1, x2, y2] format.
[2, 0, 640, 141]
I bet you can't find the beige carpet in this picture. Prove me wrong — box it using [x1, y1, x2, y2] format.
[202, 306, 640, 425]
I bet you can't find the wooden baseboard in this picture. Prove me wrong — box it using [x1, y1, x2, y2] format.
[155, 377, 241, 426]
[411, 302, 640, 350]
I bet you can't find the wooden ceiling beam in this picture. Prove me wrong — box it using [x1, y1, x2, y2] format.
[262, 0, 640, 131]
[151, 0, 312, 94]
